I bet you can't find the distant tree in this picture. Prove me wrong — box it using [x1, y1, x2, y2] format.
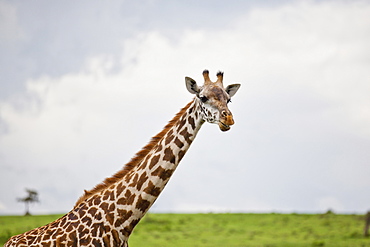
[365, 211, 370, 237]
[17, 188, 40, 216]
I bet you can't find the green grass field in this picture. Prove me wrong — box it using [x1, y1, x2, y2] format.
[0, 213, 369, 246]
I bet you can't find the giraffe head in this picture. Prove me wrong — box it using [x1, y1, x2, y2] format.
[185, 70, 241, 131]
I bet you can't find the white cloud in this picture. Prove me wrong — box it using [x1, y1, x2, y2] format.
[1, 1, 370, 214]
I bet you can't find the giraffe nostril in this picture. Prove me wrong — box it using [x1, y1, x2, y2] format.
[221, 111, 228, 117]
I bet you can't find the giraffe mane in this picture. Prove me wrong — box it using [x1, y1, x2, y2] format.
[74, 100, 194, 207]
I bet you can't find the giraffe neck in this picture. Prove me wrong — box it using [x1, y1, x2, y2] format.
[5, 99, 204, 247]
[77, 99, 204, 243]
[121, 99, 203, 231]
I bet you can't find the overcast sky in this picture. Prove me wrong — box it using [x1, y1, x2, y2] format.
[1, 0, 370, 215]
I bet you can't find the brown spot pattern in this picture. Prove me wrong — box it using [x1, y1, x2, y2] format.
[149, 155, 160, 169]
[155, 143, 163, 152]
[137, 156, 149, 170]
[95, 212, 102, 221]
[67, 213, 78, 221]
[81, 216, 92, 226]
[163, 147, 175, 164]
[178, 150, 187, 162]
[136, 195, 151, 212]
[143, 181, 161, 197]
[180, 128, 192, 144]
[117, 197, 125, 205]
[103, 234, 110, 247]
[115, 210, 133, 227]
[106, 211, 115, 226]
[174, 137, 184, 148]
[91, 223, 103, 237]
[129, 173, 139, 187]
[165, 130, 174, 145]
[188, 116, 195, 129]
[117, 190, 135, 206]
[100, 202, 109, 212]
[112, 229, 121, 245]
[67, 231, 78, 247]
[152, 166, 174, 181]
[136, 172, 148, 190]
[116, 183, 125, 197]
[92, 238, 102, 246]
[177, 116, 187, 132]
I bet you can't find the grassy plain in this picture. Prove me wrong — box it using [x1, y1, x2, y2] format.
[0, 213, 368, 246]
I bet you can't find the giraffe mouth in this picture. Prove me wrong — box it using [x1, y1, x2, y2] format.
[218, 121, 231, 132]
[219, 114, 234, 132]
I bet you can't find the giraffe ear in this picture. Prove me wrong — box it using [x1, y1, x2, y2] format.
[185, 77, 200, 94]
[225, 84, 241, 97]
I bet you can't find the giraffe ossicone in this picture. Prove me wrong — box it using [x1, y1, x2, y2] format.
[5, 70, 241, 247]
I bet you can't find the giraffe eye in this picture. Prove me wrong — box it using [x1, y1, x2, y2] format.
[227, 99, 232, 104]
[199, 96, 208, 103]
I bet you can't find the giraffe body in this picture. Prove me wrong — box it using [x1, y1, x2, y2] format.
[5, 70, 240, 247]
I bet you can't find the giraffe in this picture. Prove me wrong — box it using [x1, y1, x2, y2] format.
[5, 70, 241, 247]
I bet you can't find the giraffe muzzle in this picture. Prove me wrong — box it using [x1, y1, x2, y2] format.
[218, 114, 234, 132]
